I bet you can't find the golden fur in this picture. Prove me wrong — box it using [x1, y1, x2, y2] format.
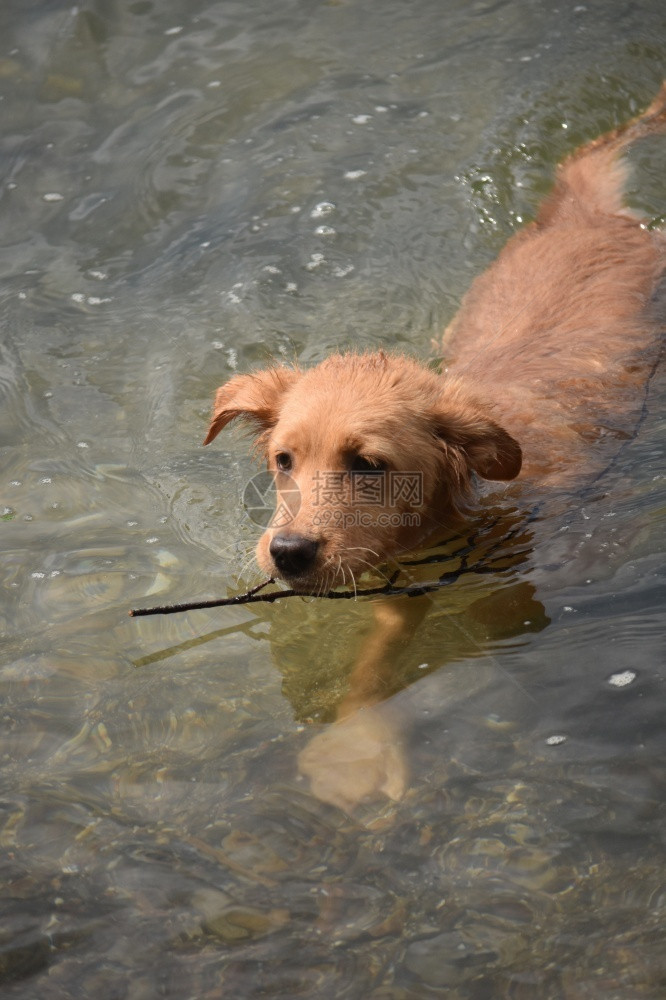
[205, 85, 665, 596]
[203, 85, 666, 812]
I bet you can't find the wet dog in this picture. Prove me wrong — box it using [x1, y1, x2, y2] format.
[204, 86, 665, 810]
[205, 86, 665, 593]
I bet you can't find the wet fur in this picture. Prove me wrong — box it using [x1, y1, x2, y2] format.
[205, 85, 666, 594]
[202, 87, 666, 812]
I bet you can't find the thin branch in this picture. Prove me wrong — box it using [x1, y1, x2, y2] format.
[129, 577, 276, 617]
[128, 516, 535, 618]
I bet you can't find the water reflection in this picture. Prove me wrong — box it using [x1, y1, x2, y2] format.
[131, 511, 550, 812]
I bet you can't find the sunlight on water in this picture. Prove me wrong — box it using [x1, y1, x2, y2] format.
[1, 0, 665, 996]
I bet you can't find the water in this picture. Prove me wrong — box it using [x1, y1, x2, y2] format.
[1, 0, 665, 996]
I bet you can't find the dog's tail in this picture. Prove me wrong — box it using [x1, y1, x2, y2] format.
[537, 82, 666, 227]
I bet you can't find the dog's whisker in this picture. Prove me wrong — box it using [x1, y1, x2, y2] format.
[345, 551, 395, 576]
[236, 552, 260, 581]
[342, 545, 382, 561]
[348, 556, 392, 583]
[322, 569, 335, 597]
[233, 559, 268, 592]
[335, 547, 395, 586]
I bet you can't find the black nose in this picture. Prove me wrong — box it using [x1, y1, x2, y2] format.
[269, 534, 319, 577]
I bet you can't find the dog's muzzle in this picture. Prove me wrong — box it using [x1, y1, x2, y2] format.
[269, 533, 319, 578]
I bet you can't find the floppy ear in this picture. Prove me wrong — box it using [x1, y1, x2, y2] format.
[203, 367, 300, 445]
[434, 407, 522, 481]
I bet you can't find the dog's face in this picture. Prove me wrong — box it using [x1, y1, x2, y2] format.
[204, 352, 521, 592]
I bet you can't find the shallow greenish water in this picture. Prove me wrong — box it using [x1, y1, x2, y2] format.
[1, 1, 665, 997]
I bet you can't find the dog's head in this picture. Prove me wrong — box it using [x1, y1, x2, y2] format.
[204, 352, 521, 592]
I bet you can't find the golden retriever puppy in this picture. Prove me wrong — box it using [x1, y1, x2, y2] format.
[207, 353, 521, 592]
[204, 85, 665, 811]
[205, 86, 665, 592]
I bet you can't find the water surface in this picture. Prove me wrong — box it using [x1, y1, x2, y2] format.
[1, 1, 665, 996]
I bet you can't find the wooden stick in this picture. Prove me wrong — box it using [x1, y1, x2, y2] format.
[128, 517, 535, 618]
[129, 578, 276, 616]
[128, 574, 407, 617]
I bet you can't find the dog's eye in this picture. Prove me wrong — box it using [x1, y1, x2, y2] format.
[350, 455, 385, 473]
[275, 452, 292, 472]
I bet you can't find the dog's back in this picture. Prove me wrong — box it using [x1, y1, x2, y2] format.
[443, 85, 666, 485]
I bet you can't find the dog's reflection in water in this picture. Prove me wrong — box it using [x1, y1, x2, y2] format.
[250, 518, 549, 813]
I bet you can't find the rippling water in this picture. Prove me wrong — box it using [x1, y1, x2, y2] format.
[1, 1, 665, 997]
